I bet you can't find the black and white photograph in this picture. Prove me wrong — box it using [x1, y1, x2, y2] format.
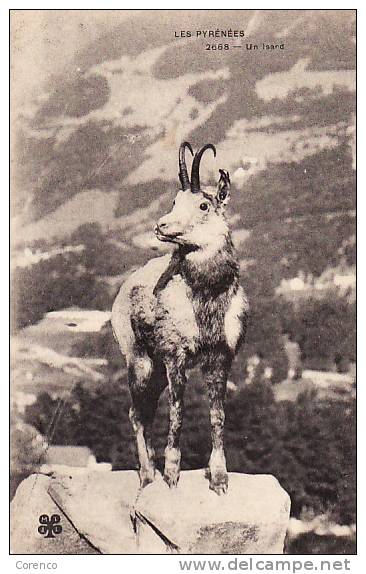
[9, 9, 356, 557]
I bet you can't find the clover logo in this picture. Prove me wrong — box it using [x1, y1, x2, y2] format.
[38, 514, 63, 538]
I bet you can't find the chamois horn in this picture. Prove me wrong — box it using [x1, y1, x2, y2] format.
[178, 141, 194, 191]
[190, 144, 216, 193]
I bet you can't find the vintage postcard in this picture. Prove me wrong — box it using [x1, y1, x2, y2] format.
[10, 9, 356, 556]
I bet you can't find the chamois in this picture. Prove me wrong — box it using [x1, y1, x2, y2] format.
[112, 142, 249, 494]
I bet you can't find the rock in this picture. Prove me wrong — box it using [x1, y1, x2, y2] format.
[11, 470, 290, 554]
[48, 471, 140, 554]
[10, 474, 98, 554]
[135, 470, 291, 554]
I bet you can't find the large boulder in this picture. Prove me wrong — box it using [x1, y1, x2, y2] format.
[135, 470, 291, 554]
[10, 474, 98, 554]
[48, 471, 140, 553]
[10, 470, 290, 554]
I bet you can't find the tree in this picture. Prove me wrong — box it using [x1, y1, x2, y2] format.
[278, 294, 355, 370]
[10, 408, 48, 499]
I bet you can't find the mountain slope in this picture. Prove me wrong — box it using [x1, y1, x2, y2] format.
[11, 9, 356, 387]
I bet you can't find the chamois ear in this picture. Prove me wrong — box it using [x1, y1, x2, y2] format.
[216, 169, 231, 208]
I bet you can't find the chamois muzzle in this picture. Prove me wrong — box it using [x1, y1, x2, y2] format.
[178, 141, 194, 191]
[190, 144, 216, 193]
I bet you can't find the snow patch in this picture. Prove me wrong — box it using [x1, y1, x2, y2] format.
[256, 58, 355, 102]
[46, 309, 111, 333]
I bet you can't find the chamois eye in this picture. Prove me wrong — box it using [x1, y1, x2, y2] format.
[200, 202, 209, 211]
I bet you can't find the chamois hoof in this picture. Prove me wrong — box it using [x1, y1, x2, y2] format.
[140, 477, 154, 489]
[139, 469, 156, 489]
[163, 469, 180, 488]
[208, 470, 229, 495]
[209, 481, 228, 496]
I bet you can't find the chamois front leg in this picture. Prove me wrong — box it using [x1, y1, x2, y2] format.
[203, 354, 231, 495]
[164, 362, 186, 487]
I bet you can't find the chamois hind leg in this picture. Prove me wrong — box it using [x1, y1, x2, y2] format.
[202, 352, 231, 495]
[164, 361, 187, 488]
[128, 356, 167, 488]
[143, 361, 168, 473]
